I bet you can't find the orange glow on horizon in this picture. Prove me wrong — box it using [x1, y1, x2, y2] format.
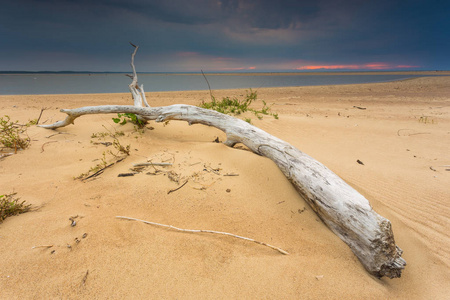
[297, 63, 419, 70]
[219, 66, 257, 71]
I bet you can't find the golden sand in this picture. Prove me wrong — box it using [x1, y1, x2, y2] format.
[1, 76, 449, 298]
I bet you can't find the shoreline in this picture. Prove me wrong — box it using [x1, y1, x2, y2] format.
[1, 70, 450, 76]
[2, 74, 449, 97]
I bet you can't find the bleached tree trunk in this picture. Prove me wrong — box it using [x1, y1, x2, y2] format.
[38, 45, 406, 278]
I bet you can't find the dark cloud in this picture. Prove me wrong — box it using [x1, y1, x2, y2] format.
[0, 0, 448, 71]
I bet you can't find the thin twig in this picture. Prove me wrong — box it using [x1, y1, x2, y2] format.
[201, 70, 214, 102]
[32, 245, 53, 249]
[133, 162, 172, 167]
[397, 129, 431, 136]
[82, 157, 125, 181]
[0, 153, 14, 159]
[41, 141, 58, 153]
[36, 107, 48, 125]
[45, 132, 73, 139]
[81, 270, 89, 286]
[116, 216, 289, 255]
[167, 179, 189, 194]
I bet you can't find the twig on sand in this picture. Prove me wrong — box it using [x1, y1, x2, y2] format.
[397, 129, 431, 136]
[133, 162, 172, 167]
[41, 141, 58, 153]
[45, 132, 73, 139]
[31, 245, 54, 249]
[82, 157, 125, 181]
[116, 216, 289, 255]
[167, 179, 189, 194]
[36, 107, 48, 125]
[81, 270, 89, 286]
[0, 153, 14, 160]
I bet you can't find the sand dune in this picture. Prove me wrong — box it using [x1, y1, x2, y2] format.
[1, 77, 449, 299]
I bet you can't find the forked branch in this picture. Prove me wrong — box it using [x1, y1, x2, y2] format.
[128, 42, 150, 108]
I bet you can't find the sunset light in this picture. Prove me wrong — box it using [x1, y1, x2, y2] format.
[296, 63, 419, 71]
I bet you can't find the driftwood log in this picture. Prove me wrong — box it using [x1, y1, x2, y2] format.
[38, 44, 405, 278]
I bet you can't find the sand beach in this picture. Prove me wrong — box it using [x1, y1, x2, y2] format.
[0, 76, 449, 299]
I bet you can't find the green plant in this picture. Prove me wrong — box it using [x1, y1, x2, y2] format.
[0, 115, 30, 152]
[418, 115, 435, 124]
[75, 152, 109, 180]
[112, 113, 146, 128]
[199, 89, 279, 120]
[91, 127, 130, 156]
[111, 138, 130, 156]
[26, 119, 38, 126]
[0, 193, 31, 223]
[91, 131, 110, 139]
[101, 126, 130, 156]
[200, 90, 256, 115]
[76, 128, 130, 180]
[91, 151, 108, 171]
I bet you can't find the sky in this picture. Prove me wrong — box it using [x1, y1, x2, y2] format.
[0, 0, 449, 72]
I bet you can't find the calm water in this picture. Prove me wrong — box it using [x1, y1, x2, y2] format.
[0, 73, 424, 95]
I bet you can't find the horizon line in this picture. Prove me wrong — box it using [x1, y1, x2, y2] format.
[1, 70, 448, 75]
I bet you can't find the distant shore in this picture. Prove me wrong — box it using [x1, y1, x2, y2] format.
[2, 71, 450, 96]
[1, 70, 450, 76]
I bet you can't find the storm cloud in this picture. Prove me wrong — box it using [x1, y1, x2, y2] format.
[0, 0, 448, 71]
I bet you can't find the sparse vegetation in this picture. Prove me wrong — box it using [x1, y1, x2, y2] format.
[418, 115, 435, 124]
[76, 127, 131, 180]
[199, 89, 279, 122]
[200, 90, 257, 115]
[0, 115, 31, 153]
[75, 151, 109, 180]
[112, 113, 146, 129]
[0, 193, 32, 223]
[92, 126, 129, 156]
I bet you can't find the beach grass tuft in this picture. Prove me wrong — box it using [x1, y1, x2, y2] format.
[199, 89, 278, 122]
[0, 193, 32, 223]
[0, 115, 31, 152]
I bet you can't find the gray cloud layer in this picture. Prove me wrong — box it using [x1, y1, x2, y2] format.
[0, 0, 448, 71]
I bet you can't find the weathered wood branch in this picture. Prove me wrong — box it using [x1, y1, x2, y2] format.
[39, 104, 406, 278]
[128, 42, 150, 108]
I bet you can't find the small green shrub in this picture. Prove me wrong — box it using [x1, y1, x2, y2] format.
[0, 193, 31, 223]
[26, 119, 38, 126]
[0, 115, 30, 152]
[418, 115, 435, 124]
[112, 113, 146, 128]
[77, 128, 130, 180]
[200, 90, 256, 115]
[199, 90, 279, 121]
[91, 126, 130, 156]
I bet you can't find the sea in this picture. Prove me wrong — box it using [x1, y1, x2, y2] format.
[0, 72, 432, 95]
